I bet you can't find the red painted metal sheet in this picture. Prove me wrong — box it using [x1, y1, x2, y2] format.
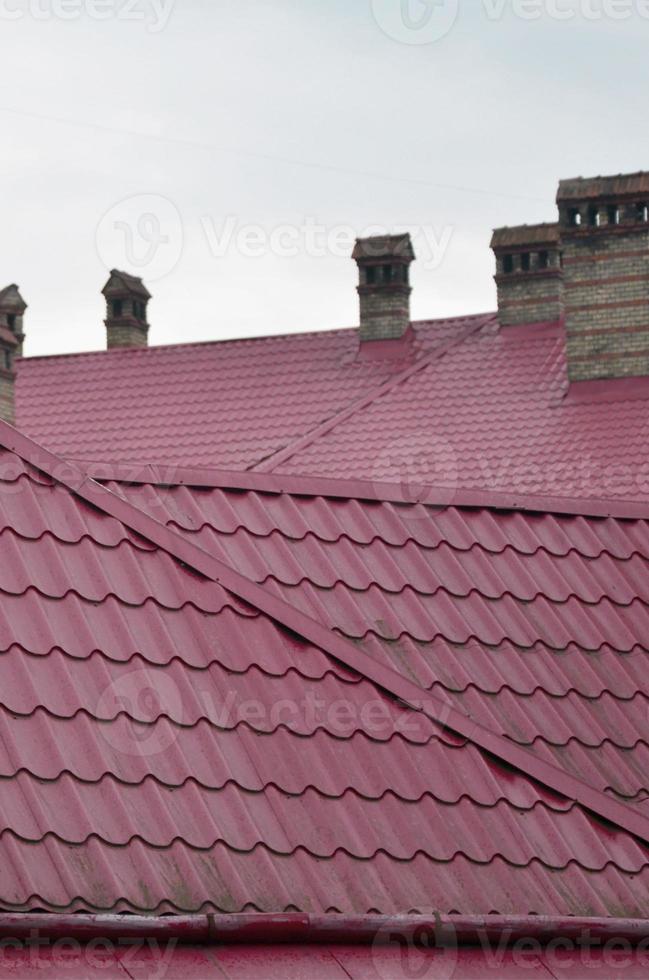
[1, 433, 649, 917]
[97, 473, 649, 892]
[0, 943, 647, 978]
[14, 313, 649, 506]
[268, 319, 649, 503]
[15, 316, 477, 470]
[115, 479, 649, 764]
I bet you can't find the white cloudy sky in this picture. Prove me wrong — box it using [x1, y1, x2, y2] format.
[2, 0, 648, 355]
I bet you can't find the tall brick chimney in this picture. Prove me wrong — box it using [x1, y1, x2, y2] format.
[0, 285, 27, 424]
[491, 224, 563, 326]
[353, 234, 415, 341]
[102, 270, 151, 349]
[558, 172, 649, 381]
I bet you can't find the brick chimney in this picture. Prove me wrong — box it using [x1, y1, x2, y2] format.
[0, 285, 27, 424]
[353, 234, 415, 341]
[491, 224, 563, 326]
[102, 270, 151, 349]
[558, 172, 649, 381]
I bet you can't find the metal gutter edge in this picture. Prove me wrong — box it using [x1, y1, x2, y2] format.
[0, 914, 648, 947]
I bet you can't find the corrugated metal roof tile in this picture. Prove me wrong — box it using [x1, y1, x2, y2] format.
[15, 317, 477, 470]
[1, 436, 649, 917]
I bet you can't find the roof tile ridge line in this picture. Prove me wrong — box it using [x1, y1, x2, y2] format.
[250, 316, 496, 474]
[66, 460, 649, 520]
[3, 422, 649, 847]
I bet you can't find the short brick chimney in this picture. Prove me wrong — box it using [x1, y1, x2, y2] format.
[102, 270, 151, 349]
[0, 285, 27, 424]
[558, 172, 649, 381]
[353, 234, 415, 341]
[491, 224, 563, 326]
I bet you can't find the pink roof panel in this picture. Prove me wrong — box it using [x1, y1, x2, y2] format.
[264, 320, 649, 502]
[105, 470, 649, 835]
[16, 314, 649, 502]
[0, 428, 648, 916]
[15, 317, 479, 469]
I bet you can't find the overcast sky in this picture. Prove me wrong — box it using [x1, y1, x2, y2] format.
[2, 0, 648, 355]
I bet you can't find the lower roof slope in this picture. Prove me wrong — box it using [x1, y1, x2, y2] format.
[0, 427, 648, 915]
[104, 468, 649, 820]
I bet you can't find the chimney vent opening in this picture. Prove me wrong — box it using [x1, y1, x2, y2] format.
[607, 204, 620, 226]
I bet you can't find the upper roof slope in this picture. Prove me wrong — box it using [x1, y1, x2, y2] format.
[15, 315, 481, 469]
[16, 314, 649, 502]
[1, 423, 649, 916]
[263, 319, 649, 503]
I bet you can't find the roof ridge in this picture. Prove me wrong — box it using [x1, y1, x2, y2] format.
[69, 460, 649, 519]
[17, 314, 493, 364]
[3, 420, 649, 847]
[252, 315, 496, 474]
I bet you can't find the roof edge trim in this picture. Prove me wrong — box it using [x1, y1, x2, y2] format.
[69, 460, 649, 519]
[0, 913, 649, 947]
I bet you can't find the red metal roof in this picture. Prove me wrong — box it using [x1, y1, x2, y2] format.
[261, 319, 649, 502]
[0, 420, 648, 917]
[14, 315, 481, 469]
[0, 426, 649, 915]
[4, 941, 649, 977]
[100, 467, 649, 821]
[16, 315, 649, 502]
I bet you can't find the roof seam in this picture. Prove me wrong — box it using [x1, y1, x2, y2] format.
[3, 421, 649, 847]
[68, 461, 649, 519]
[250, 316, 495, 474]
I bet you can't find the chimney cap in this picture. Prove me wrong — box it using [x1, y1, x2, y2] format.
[0, 284, 27, 313]
[102, 269, 152, 301]
[557, 171, 649, 203]
[352, 233, 415, 262]
[491, 223, 560, 250]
